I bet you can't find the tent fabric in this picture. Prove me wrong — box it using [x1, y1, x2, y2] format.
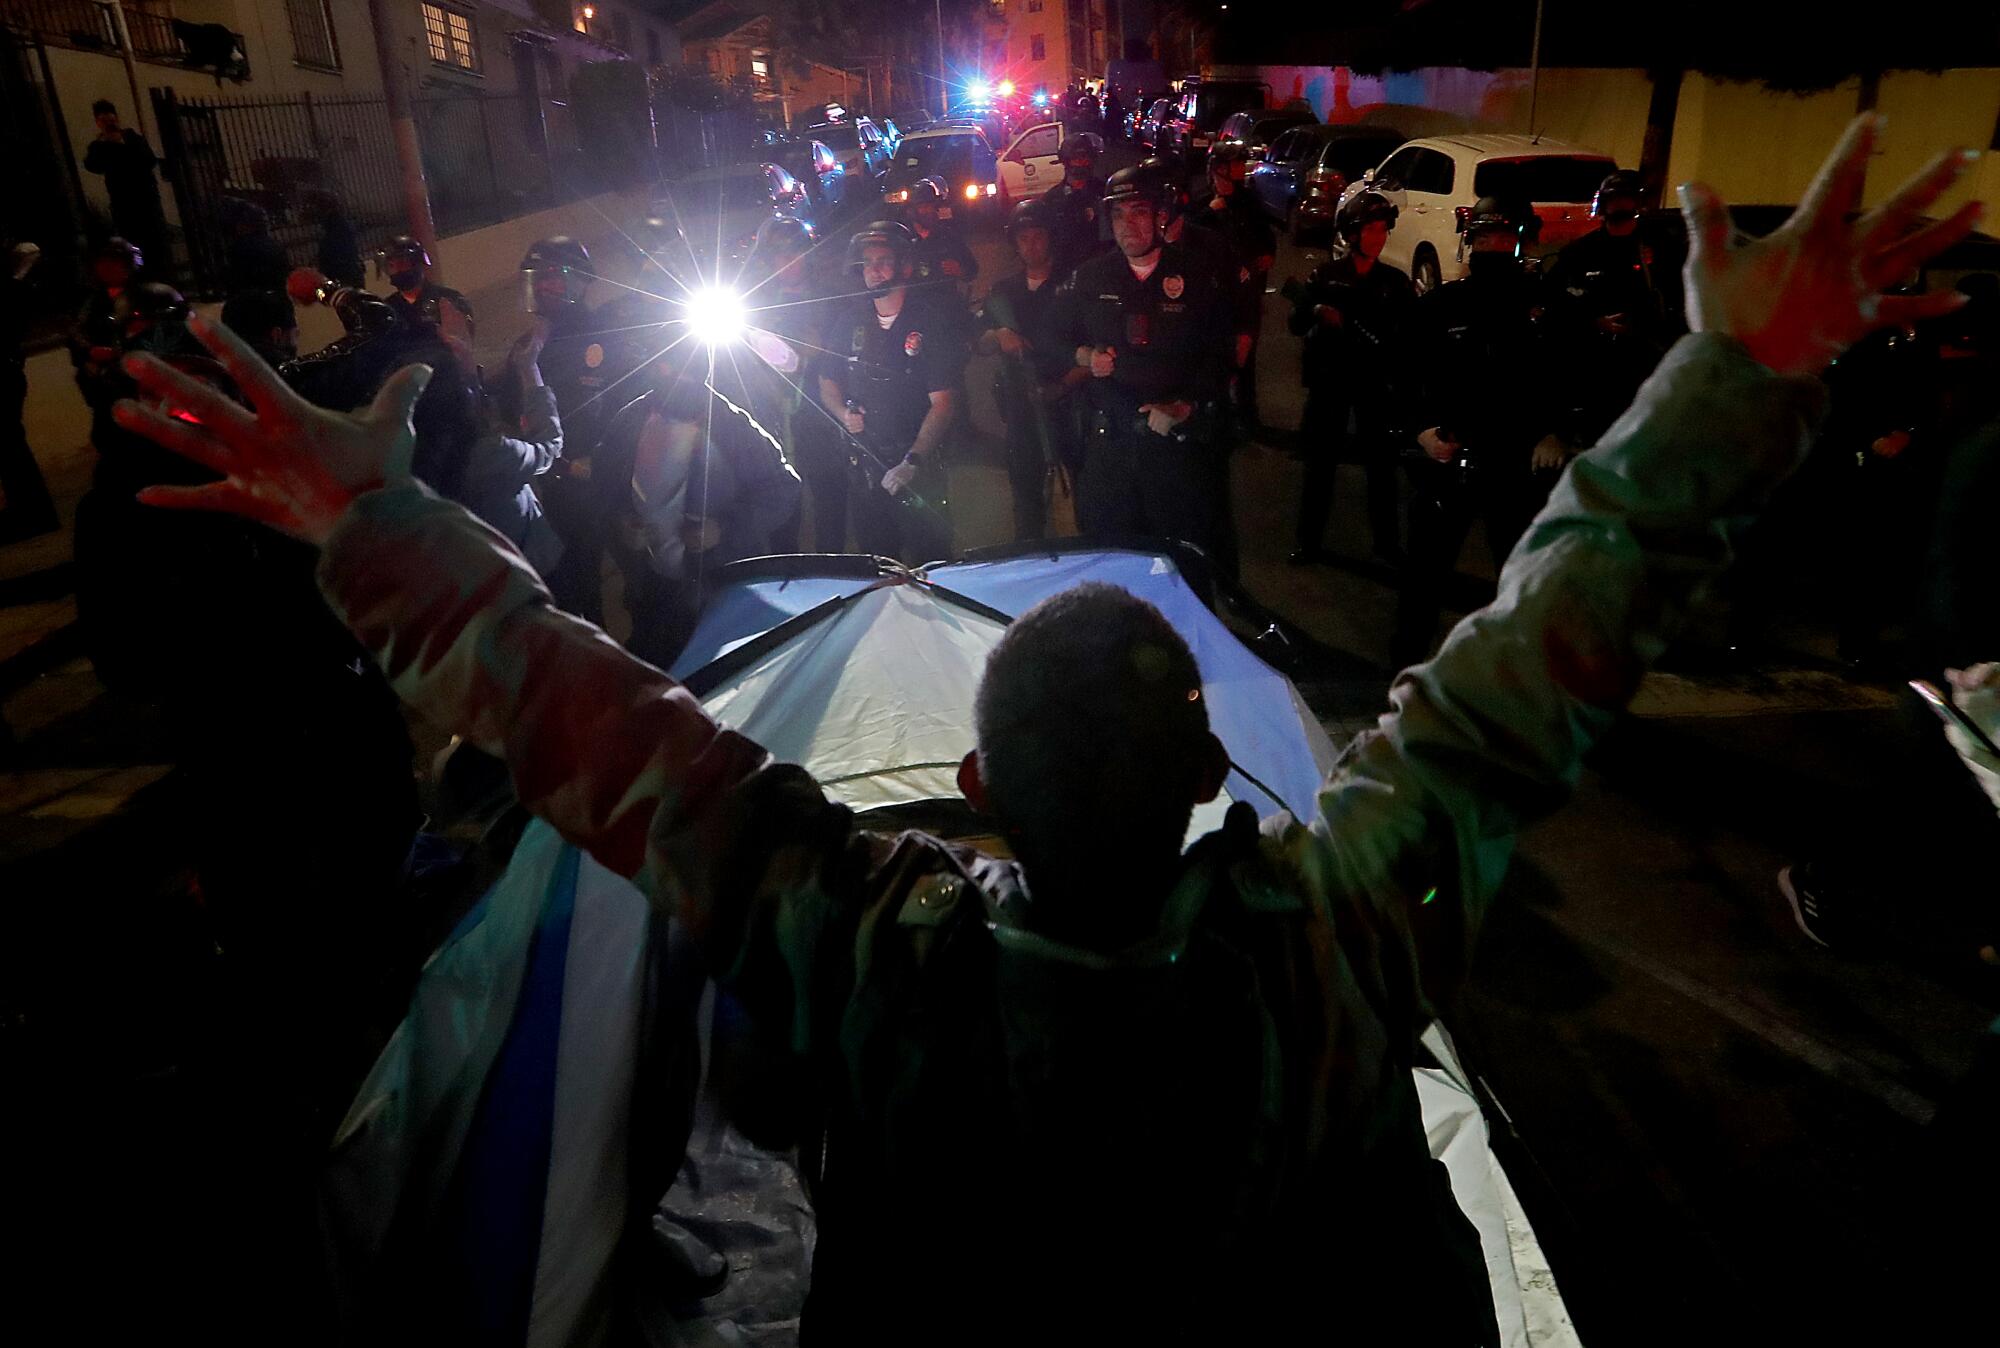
[670, 548, 1340, 822]
[330, 548, 1570, 1344]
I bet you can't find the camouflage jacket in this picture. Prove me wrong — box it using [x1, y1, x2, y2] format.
[317, 333, 1825, 1343]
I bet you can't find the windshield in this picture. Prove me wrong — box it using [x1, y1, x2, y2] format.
[1473, 156, 1615, 203]
[899, 136, 984, 179]
[1196, 84, 1266, 129]
[812, 126, 860, 151]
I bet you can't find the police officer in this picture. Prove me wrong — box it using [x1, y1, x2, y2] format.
[1040, 132, 1106, 274]
[980, 198, 1087, 540]
[1546, 170, 1683, 444]
[1055, 164, 1234, 556]
[816, 220, 964, 561]
[901, 175, 980, 296]
[1391, 195, 1559, 669]
[1287, 188, 1414, 566]
[381, 234, 473, 341]
[70, 237, 143, 435]
[519, 235, 628, 620]
[1198, 140, 1277, 430]
[740, 216, 846, 550]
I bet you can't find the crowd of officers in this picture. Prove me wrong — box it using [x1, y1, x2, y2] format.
[59, 138, 1980, 710]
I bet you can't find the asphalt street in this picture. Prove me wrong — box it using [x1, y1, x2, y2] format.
[1, 146, 1992, 1341]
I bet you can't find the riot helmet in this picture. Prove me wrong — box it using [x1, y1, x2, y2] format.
[521, 235, 594, 314]
[1591, 170, 1648, 219]
[114, 281, 191, 351]
[846, 219, 915, 290]
[382, 234, 432, 292]
[1336, 189, 1399, 259]
[91, 236, 142, 287]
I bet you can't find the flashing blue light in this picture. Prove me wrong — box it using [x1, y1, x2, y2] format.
[1033, 90, 1049, 107]
[965, 79, 991, 102]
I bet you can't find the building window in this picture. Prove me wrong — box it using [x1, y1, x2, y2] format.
[422, 2, 479, 71]
[1030, 34, 1045, 60]
[285, 0, 341, 70]
[1026, 0, 1042, 10]
[751, 54, 769, 83]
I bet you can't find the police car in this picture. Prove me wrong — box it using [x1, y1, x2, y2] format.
[1339, 134, 1616, 294]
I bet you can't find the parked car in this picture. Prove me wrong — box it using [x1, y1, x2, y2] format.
[1216, 108, 1315, 162]
[808, 117, 892, 183]
[766, 136, 849, 217]
[1341, 134, 1616, 293]
[645, 163, 818, 270]
[884, 128, 1003, 216]
[1138, 97, 1173, 149]
[1159, 78, 1268, 161]
[997, 120, 1065, 201]
[1248, 124, 1407, 242]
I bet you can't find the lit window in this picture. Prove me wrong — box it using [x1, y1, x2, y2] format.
[421, 2, 478, 71]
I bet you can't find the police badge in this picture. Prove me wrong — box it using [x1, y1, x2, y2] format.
[584, 342, 605, 368]
[904, 330, 924, 357]
[1162, 275, 1184, 300]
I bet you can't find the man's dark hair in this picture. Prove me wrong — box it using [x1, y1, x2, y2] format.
[92, 99, 116, 117]
[974, 583, 1212, 887]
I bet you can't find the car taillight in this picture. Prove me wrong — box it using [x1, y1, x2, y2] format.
[1454, 205, 1471, 232]
[964, 183, 981, 200]
[887, 187, 910, 203]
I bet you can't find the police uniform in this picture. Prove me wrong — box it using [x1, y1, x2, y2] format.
[1288, 252, 1414, 559]
[536, 303, 641, 622]
[749, 266, 845, 550]
[1056, 241, 1234, 554]
[820, 287, 966, 561]
[909, 220, 979, 292]
[1391, 258, 1556, 668]
[1199, 189, 1277, 426]
[983, 267, 1079, 540]
[1547, 223, 1683, 443]
[385, 282, 474, 336]
[1039, 177, 1106, 275]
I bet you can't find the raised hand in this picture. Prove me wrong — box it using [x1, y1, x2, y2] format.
[111, 311, 432, 546]
[1679, 114, 1983, 377]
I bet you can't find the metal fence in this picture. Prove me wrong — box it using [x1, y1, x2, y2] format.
[0, 0, 183, 63]
[151, 86, 585, 295]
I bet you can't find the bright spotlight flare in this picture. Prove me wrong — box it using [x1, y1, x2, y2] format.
[683, 283, 747, 346]
[997, 79, 1015, 97]
[965, 78, 991, 102]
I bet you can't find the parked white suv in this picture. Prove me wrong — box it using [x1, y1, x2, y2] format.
[1342, 134, 1617, 294]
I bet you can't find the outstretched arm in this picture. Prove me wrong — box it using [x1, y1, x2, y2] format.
[1296, 116, 1983, 1011]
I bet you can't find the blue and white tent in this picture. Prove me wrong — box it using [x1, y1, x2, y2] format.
[325, 545, 1577, 1347]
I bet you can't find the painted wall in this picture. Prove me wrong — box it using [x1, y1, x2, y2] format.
[1246, 63, 1999, 213]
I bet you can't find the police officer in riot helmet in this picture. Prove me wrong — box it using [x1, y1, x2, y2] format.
[1391, 194, 1560, 669]
[1040, 132, 1106, 274]
[1198, 139, 1277, 430]
[518, 235, 628, 620]
[1054, 164, 1234, 556]
[381, 234, 474, 341]
[900, 176, 980, 293]
[815, 219, 964, 560]
[1546, 169, 1684, 444]
[1287, 188, 1414, 566]
[70, 237, 145, 424]
[980, 197, 1088, 540]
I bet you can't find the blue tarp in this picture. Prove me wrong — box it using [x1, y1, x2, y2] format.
[668, 549, 1339, 822]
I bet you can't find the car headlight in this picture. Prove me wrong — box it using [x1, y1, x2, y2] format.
[887, 188, 910, 203]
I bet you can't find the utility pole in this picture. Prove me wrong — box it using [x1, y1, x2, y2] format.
[934, 0, 948, 117]
[102, 3, 152, 143]
[367, 0, 441, 278]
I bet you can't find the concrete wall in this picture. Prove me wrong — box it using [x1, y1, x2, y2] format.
[1246, 63, 2000, 213]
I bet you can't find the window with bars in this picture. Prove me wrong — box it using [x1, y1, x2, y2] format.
[422, 1, 480, 72]
[285, 0, 341, 70]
